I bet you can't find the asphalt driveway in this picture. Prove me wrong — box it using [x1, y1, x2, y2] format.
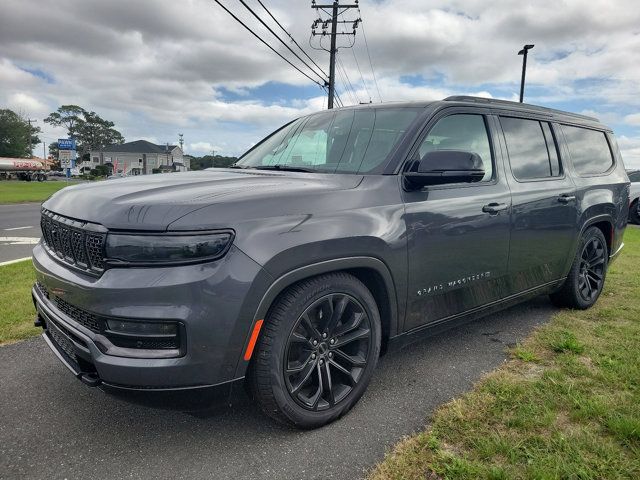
[0, 296, 556, 480]
[0, 203, 41, 264]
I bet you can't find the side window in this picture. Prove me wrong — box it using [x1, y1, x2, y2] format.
[418, 114, 493, 181]
[562, 125, 614, 176]
[629, 171, 640, 182]
[500, 117, 562, 180]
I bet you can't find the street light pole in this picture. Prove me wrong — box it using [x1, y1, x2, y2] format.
[518, 44, 534, 103]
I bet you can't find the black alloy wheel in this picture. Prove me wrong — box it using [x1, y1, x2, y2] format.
[284, 293, 372, 411]
[577, 236, 606, 302]
[248, 272, 381, 428]
[550, 226, 608, 310]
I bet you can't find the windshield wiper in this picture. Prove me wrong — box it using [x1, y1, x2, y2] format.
[252, 165, 315, 173]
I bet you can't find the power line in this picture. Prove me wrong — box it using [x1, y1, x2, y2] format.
[213, 0, 325, 88]
[238, 0, 327, 84]
[255, 0, 329, 79]
[358, 11, 382, 102]
[351, 41, 371, 103]
[336, 54, 359, 104]
[311, 1, 360, 109]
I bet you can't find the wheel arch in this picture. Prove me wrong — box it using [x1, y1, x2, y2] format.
[235, 257, 399, 379]
[581, 214, 614, 255]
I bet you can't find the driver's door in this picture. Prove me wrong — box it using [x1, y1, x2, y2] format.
[402, 112, 512, 331]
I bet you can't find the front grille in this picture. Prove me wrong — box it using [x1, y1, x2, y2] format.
[36, 282, 102, 332]
[53, 296, 102, 332]
[40, 209, 106, 275]
[48, 321, 77, 361]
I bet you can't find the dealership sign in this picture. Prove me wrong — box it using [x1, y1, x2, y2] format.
[59, 149, 76, 169]
[58, 138, 76, 150]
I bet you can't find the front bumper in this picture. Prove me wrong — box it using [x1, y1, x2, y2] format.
[32, 241, 271, 397]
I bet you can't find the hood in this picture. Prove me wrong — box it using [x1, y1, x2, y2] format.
[43, 169, 363, 231]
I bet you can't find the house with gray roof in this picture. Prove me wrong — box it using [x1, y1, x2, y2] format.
[89, 140, 188, 175]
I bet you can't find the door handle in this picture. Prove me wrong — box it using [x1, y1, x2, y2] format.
[558, 193, 576, 204]
[482, 202, 509, 215]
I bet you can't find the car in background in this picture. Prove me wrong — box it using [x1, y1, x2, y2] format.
[627, 170, 640, 224]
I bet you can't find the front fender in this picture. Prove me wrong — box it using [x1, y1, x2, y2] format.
[232, 253, 404, 379]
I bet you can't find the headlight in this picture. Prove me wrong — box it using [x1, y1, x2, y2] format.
[105, 231, 233, 265]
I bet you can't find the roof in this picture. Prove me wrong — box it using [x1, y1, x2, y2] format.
[442, 96, 600, 124]
[324, 96, 606, 128]
[99, 140, 179, 154]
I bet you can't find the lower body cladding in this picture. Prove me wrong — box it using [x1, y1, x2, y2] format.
[31, 242, 270, 409]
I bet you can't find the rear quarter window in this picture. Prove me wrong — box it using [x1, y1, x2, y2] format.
[562, 125, 614, 176]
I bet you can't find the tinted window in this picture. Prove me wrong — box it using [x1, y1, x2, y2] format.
[629, 171, 640, 182]
[238, 108, 420, 174]
[418, 114, 493, 181]
[563, 126, 613, 175]
[501, 117, 562, 180]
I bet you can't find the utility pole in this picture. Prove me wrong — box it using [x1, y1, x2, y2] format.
[311, 1, 360, 109]
[27, 118, 37, 157]
[518, 44, 534, 103]
[178, 133, 184, 151]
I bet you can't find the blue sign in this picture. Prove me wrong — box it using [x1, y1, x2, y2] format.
[58, 138, 76, 150]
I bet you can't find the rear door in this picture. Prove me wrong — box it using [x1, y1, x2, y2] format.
[402, 110, 512, 331]
[497, 115, 578, 292]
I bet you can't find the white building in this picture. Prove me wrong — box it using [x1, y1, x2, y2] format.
[89, 140, 188, 175]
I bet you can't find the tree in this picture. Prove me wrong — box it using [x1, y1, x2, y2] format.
[44, 105, 124, 163]
[0, 109, 41, 158]
[190, 154, 237, 170]
[48, 142, 60, 169]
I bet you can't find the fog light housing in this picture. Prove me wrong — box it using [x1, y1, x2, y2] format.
[105, 319, 182, 352]
[106, 319, 177, 336]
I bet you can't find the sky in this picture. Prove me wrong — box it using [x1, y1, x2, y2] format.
[1, 0, 639, 167]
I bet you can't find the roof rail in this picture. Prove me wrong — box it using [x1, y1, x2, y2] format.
[443, 95, 599, 122]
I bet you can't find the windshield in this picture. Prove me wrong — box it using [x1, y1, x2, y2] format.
[237, 107, 421, 174]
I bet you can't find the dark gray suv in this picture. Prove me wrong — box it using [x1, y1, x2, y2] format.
[32, 96, 630, 428]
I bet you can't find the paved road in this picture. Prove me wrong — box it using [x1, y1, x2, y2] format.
[0, 203, 41, 263]
[0, 297, 556, 480]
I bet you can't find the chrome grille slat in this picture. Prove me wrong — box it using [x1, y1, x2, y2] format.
[40, 209, 106, 275]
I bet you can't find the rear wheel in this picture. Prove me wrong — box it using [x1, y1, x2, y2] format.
[248, 272, 381, 429]
[550, 226, 608, 309]
[629, 200, 640, 225]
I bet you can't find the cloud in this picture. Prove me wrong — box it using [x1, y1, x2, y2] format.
[618, 136, 640, 169]
[624, 114, 640, 126]
[0, 0, 639, 162]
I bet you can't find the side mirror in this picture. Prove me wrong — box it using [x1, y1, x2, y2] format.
[403, 150, 485, 189]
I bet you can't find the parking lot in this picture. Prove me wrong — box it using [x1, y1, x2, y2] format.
[0, 203, 41, 264]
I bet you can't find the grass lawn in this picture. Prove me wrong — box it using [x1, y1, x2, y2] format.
[0, 259, 38, 345]
[370, 227, 640, 479]
[0, 180, 72, 204]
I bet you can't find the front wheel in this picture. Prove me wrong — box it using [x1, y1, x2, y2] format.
[248, 272, 381, 429]
[550, 226, 608, 309]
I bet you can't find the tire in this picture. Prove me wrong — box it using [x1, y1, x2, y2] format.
[629, 200, 640, 225]
[248, 272, 381, 429]
[550, 226, 608, 309]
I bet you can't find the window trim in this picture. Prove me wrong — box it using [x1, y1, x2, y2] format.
[499, 116, 567, 184]
[399, 109, 499, 191]
[558, 123, 616, 178]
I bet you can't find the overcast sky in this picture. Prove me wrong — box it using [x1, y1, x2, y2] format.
[1, 0, 639, 167]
